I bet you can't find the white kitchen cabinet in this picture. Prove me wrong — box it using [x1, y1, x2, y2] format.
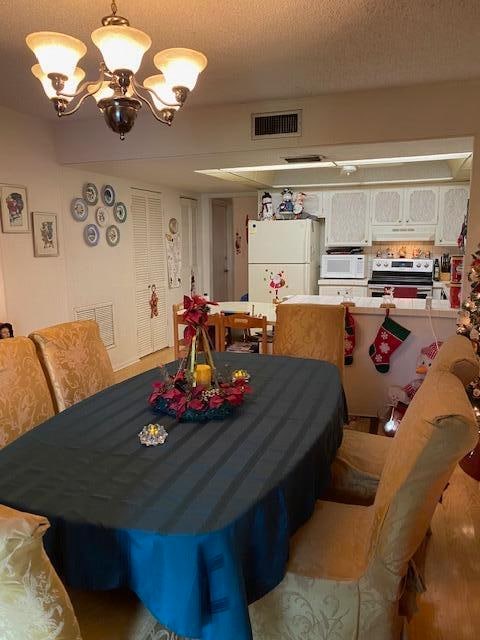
[435, 184, 469, 246]
[325, 190, 371, 246]
[371, 189, 404, 226]
[404, 187, 438, 225]
[318, 285, 368, 297]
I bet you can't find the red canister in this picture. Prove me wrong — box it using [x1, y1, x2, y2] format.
[451, 256, 464, 283]
[449, 283, 461, 309]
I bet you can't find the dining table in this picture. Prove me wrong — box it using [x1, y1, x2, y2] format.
[0, 352, 345, 640]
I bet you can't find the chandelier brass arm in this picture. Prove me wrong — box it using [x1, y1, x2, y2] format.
[26, 1, 207, 138]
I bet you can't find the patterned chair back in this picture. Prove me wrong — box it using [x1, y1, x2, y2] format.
[29, 320, 114, 412]
[274, 303, 346, 379]
[368, 369, 477, 590]
[0, 337, 54, 448]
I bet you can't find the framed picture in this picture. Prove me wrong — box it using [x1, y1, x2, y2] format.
[1, 185, 29, 233]
[32, 212, 59, 257]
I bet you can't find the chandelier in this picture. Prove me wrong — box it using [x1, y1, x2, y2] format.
[26, 1, 207, 139]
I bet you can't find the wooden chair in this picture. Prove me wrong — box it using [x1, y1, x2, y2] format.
[29, 320, 115, 413]
[0, 336, 54, 448]
[219, 313, 268, 354]
[274, 303, 345, 378]
[173, 303, 222, 359]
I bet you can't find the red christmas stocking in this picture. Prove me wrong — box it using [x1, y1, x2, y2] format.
[344, 308, 355, 366]
[369, 315, 410, 373]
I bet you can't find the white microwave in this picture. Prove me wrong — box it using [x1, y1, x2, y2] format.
[321, 254, 366, 279]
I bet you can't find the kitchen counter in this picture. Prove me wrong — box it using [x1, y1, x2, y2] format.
[283, 294, 457, 416]
[318, 278, 369, 286]
[285, 294, 456, 318]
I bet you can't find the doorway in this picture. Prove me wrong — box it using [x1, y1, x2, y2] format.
[211, 198, 233, 301]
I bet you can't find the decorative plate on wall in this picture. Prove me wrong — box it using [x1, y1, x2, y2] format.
[84, 223, 100, 246]
[106, 224, 120, 247]
[168, 217, 179, 234]
[71, 198, 88, 222]
[113, 201, 127, 223]
[96, 206, 109, 227]
[101, 184, 116, 207]
[83, 183, 98, 206]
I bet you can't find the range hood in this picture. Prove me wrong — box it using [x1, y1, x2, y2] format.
[372, 225, 436, 241]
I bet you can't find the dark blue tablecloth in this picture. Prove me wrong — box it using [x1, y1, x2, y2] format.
[0, 353, 345, 639]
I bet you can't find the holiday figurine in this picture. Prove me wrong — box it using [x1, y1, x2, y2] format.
[293, 192, 307, 218]
[277, 188, 294, 219]
[259, 192, 274, 221]
[388, 342, 442, 407]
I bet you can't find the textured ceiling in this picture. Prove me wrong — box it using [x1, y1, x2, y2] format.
[1, 0, 480, 119]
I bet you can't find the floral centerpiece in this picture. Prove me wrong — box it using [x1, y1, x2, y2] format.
[148, 295, 252, 421]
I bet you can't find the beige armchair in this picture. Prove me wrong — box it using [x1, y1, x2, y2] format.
[249, 367, 478, 638]
[330, 334, 479, 505]
[274, 304, 346, 379]
[29, 320, 115, 412]
[0, 337, 54, 448]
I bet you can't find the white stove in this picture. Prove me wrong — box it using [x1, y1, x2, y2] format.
[368, 258, 434, 298]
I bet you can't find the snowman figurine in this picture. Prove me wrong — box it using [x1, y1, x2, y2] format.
[277, 188, 294, 219]
[259, 192, 274, 220]
[293, 192, 307, 218]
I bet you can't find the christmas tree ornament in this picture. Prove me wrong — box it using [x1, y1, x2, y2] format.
[369, 313, 411, 373]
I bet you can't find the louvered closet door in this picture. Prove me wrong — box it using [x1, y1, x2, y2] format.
[132, 190, 168, 357]
[147, 193, 167, 352]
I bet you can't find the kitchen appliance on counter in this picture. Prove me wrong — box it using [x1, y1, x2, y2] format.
[248, 219, 323, 302]
[368, 258, 434, 299]
[321, 254, 366, 279]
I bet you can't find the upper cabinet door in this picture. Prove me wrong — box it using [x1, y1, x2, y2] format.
[325, 190, 371, 246]
[371, 189, 404, 226]
[405, 187, 438, 225]
[436, 185, 469, 246]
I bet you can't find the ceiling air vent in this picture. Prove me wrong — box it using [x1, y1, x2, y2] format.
[251, 110, 302, 139]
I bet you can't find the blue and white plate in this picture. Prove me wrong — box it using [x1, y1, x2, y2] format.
[71, 197, 88, 222]
[113, 201, 127, 223]
[95, 206, 108, 227]
[83, 183, 98, 206]
[106, 224, 120, 247]
[101, 184, 116, 207]
[84, 223, 100, 246]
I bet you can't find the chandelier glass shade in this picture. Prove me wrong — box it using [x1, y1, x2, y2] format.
[26, 1, 207, 139]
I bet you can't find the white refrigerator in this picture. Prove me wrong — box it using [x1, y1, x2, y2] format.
[248, 219, 324, 302]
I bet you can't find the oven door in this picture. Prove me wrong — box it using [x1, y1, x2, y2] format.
[368, 284, 433, 299]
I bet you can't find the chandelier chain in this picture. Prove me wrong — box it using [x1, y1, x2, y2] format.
[111, 1, 118, 16]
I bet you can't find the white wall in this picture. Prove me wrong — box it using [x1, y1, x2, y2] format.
[0, 107, 69, 335]
[232, 196, 257, 300]
[0, 105, 194, 369]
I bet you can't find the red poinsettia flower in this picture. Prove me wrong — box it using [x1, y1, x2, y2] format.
[209, 394, 225, 409]
[188, 398, 205, 411]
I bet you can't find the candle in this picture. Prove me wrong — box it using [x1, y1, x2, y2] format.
[195, 364, 212, 387]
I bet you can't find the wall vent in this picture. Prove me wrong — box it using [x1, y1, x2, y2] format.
[252, 110, 302, 139]
[74, 302, 115, 349]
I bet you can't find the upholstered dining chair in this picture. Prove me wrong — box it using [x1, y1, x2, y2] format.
[329, 334, 479, 505]
[0, 336, 54, 448]
[274, 303, 346, 378]
[220, 313, 268, 354]
[29, 320, 115, 413]
[248, 366, 478, 639]
[173, 302, 222, 359]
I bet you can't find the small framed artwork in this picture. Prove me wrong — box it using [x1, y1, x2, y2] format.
[32, 212, 59, 257]
[1, 185, 29, 233]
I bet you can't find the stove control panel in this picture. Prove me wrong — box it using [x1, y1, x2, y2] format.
[372, 259, 433, 273]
